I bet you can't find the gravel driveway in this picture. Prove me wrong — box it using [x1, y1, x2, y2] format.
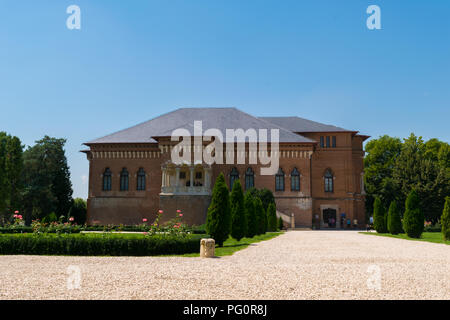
[1, 231, 449, 300]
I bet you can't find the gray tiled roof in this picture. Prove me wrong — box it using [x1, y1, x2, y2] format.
[259, 116, 352, 133]
[85, 108, 315, 144]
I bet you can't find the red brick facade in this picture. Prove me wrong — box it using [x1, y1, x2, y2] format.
[84, 131, 367, 228]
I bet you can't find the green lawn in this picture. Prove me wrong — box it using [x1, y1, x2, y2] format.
[173, 231, 284, 257]
[360, 231, 450, 245]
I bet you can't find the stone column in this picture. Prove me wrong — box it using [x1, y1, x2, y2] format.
[161, 169, 166, 188]
[175, 167, 180, 192]
[189, 166, 194, 188]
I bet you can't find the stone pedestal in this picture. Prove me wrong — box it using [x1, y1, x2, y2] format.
[200, 238, 215, 258]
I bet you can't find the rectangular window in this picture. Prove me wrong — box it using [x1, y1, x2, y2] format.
[320, 136, 324, 148]
[195, 172, 202, 179]
[179, 172, 186, 179]
[332, 136, 336, 148]
[326, 136, 330, 148]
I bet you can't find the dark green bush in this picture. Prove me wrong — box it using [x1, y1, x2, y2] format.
[0, 233, 202, 256]
[387, 201, 403, 235]
[230, 179, 247, 241]
[403, 189, 424, 238]
[442, 197, 450, 240]
[267, 203, 277, 232]
[244, 192, 257, 238]
[206, 173, 231, 247]
[373, 197, 388, 233]
[254, 197, 266, 235]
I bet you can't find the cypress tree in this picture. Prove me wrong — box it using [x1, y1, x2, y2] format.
[441, 196, 450, 241]
[254, 197, 266, 235]
[402, 189, 424, 238]
[267, 203, 277, 232]
[387, 201, 403, 235]
[278, 216, 283, 230]
[230, 179, 247, 241]
[373, 197, 388, 233]
[206, 173, 231, 246]
[244, 192, 257, 238]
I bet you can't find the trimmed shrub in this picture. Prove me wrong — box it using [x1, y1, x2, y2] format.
[230, 179, 247, 241]
[373, 197, 388, 233]
[278, 217, 283, 230]
[254, 197, 266, 235]
[387, 201, 403, 235]
[42, 212, 58, 223]
[0, 233, 202, 256]
[403, 189, 424, 238]
[206, 173, 231, 247]
[244, 192, 257, 238]
[267, 203, 277, 232]
[442, 196, 450, 241]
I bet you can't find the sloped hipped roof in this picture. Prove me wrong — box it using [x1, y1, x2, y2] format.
[85, 107, 358, 145]
[259, 116, 352, 133]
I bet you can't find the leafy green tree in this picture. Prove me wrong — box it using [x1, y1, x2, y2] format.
[0, 133, 24, 223]
[441, 197, 450, 241]
[254, 197, 266, 235]
[244, 191, 257, 238]
[206, 173, 231, 246]
[267, 203, 277, 232]
[230, 179, 247, 241]
[373, 197, 388, 233]
[364, 135, 402, 218]
[392, 134, 449, 223]
[402, 189, 424, 238]
[387, 201, 402, 235]
[69, 198, 87, 225]
[22, 136, 73, 224]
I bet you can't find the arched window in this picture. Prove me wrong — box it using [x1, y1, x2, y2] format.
[102, 168, 112, 191]
[245, 167, 254, 190]
[230, 167, 239, 188]
[291, 168, 300, 191]
[324, 169, 333, 193]
[275, 168, 285, 191]
[137, 168, 146, 191]
[120, 168, 129, 191]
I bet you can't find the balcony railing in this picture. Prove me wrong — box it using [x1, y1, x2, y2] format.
[160, 186, 211, 196]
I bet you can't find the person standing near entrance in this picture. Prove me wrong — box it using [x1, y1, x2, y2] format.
[347, 218, 351, 229]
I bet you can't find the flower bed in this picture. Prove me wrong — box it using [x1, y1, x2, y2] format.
[0, 233, 203, 256]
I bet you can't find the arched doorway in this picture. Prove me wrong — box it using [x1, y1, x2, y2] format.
[323, 208, 337, 228]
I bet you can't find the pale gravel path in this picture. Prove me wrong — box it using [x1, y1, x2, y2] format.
[0, 231, 449, 300]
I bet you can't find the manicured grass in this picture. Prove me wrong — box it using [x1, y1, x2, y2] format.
[360, 231, 450, 245]
[175, 231, 284, 257]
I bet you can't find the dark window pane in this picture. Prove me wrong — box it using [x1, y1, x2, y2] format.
[326, 136, 330, 148]
[320, 136, 324, 148]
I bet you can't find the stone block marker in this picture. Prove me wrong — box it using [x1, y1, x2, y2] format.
[200, 238, 215, 258]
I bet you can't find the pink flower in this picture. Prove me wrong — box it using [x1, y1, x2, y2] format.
[158, 210, 163, 214]
[18, 215, 22, 220]
[142, 232, 148, 235]
[13, 214, 17, 218]
[14, 210, 19, 214]
[142, 218, 147, 222]
[69, 217, 74, 222]
[176, 210, 181, 213]
[179, 214, 183, 217]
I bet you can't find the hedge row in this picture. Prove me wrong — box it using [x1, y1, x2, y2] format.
[0, 233, 203, 256]
[0, 224, 207, 234]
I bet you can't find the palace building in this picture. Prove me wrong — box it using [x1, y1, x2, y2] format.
[82, 108, 369, 228]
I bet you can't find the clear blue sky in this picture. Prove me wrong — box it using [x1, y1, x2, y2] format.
[0, 0, 449, 199]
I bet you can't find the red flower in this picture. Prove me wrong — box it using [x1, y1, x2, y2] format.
[142, 218, 148, 222]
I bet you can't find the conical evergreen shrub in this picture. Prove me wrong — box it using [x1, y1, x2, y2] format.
[441, 196, 450, 241]
[244, 192, 257, 238]
[402, 189, 424, 238]
[254, 197, 266, 235]
[278, 217, 283, 230]
[373, 197, 388, 233]
[205, 173, 231, 246]
[387, 201, 403, 235]
[230, 179, 247, 241]
[267, 203, 277, 232]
